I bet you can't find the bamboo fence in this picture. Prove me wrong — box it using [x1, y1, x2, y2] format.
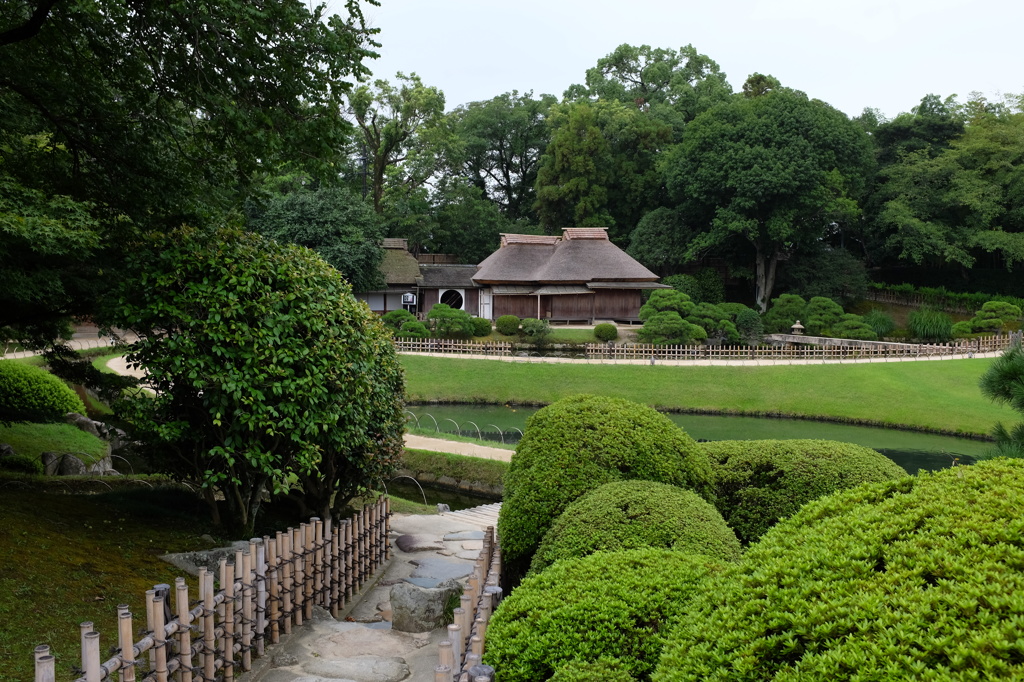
[34, 498, 390, 682]
[395, 334, 1019, 362]
[434, 525, 502, 682]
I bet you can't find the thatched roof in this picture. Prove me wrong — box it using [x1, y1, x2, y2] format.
[380, 246, 421, 286]
[475, 228, 659, 285]
[417, 264, 479, 288]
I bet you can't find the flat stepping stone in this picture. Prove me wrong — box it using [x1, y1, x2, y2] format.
[409, 557, 473, 582]
[302, 656, 409, 682]
[444, 530, 485, 541]
[394, 534, 443, 552]
[403, 577, 450, 589]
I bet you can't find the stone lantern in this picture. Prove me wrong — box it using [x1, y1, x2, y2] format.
[791, 320, 805, 335]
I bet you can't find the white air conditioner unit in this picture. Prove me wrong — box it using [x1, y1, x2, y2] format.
[402, 293, 417, 305]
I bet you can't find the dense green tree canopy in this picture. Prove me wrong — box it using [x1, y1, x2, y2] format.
[245, 186, 385, 292]
[664, 86, 873, 311]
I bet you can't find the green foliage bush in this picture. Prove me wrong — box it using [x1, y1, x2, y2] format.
[498, 395, 714, 584]
[868, 282, 1024, 316]
[693, 268, 725, 305]
[862, 308, 896, 337]
[701, 439, 906, 544]
[593, 323, 619, 342]
[951, 320, 974, 338]
[549, 658, 636, 682]
[519, 317, 551, 343]
[762, 294, 807, 333]
[803, 296, 844, 336]
[530, 480, 741, 574]
[495, 314, 521, 336]
[639, 289, 694, 320]
[0, 361, 85, 425]
[686, 303, 740, 343]
[0, 453, 43, 475]
[426, 303, 475, 337]
[830, 313, 878, 340]
[661, 274, 702, 303]
[636, 312, 707, 345]
[654, 459, 1024, 681]
[907, 308, 953, 342]
[470, 316, 492, 337]
[380, 309, 416, 332]
[969, 301, 1022, 332]
[486, 549, 721, 682]
[734, 307, 764, 346]
[396, 321, 429, 338]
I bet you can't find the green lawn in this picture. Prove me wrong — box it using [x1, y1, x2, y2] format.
[0, 423, 108, 463]
[400, 355, 1016, 437]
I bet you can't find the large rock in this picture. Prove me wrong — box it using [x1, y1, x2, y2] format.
[41, 452, 60, 476]
[0, 443, 14, 458]
[389, 579, 461, 633]
[65, 412, 101, 438]
[58, 454, 88, 476]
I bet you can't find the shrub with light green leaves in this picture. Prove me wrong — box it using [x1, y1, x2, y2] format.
[762, 294, 807, 333]
[396, 321, 429, 338]
[486, 549, 722, 682]
[498, 395, 714, 585]
[593, 322, 618, 342]
[654, 459, 1024, 681]
[470, 316, 492, 337]
[636, 312, 707, 345]
[803, 296, 844, 336]
[380, 308, 416, 333]
[0, 360, 85, 425]
[529, 480, 741, 575]
[969, 301, 1022, 333]
[701, 439, 906, 544]
[495, 314, 521, 336]
[829, 313, 878, 340]
[549, 658, 636, 682]
[426, 303, 474, 337]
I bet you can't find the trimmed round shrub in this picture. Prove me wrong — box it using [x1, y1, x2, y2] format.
[486, 549, 721, 682]
[762, 293, 807, 333]
[530, 480, 741, 575]
[701, 439, 906, 544]
[380, 308, 415, 332]
[654, 459, 1024, 681]
[593, 322, 618, 342]
[951, 320, 974, 338]
[803, 296, 844, 336]
[734, 307, 763, 346]
[426, 303, 474, 337]
[0, 360, 86, 424]
[498, 395, 713, 584]
[396, 321, 429, 338]
[830, 313, 878, 340]
[495, 314, 520, 336]
[470, 316, 492, 337]
[0, 453, 43, 475]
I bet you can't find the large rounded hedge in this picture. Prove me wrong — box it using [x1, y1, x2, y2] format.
[0, 360, 86, 424]
[529, 480, 741, 575]
[654, 459, 1024, 681]
[549, 658, 636, 682]
[702, 439, 906, 544]
[497, 395, 713, 583]
[486, 549, 721, 682]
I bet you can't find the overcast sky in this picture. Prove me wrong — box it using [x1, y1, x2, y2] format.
[335, 0, 1021, 121]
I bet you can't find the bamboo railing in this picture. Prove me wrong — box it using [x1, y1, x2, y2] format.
[394, 334, 1018, 362]
[434, 525, 502, 682]
[34, 498, 390, 682]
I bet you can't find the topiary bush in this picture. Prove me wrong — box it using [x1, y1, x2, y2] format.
[636, 312, 707, 345]
[762, 294, 807, 333]
[593, 322, 619, 342]
[734, 307, 764, 346]
[470, 316, 492, 337]
[486, 549, 722, 682]
[803, 296, 844, 336]
[498, 395, 714, 585]
[0, 453, 43, 475]
[701, 439, 906, 544]
[396, 321, 429, 338]
[951, 320, 974, 338]
[654, 459, 1024, 681]
[529, 480, 741, 575]
[495, 314, 521, 336]
[969, 300, 1022, 332]
[380, 309, 416, 333]
[426, 303, 474, 337]
[0, 360, 86, 425]
[829, 313, 878, 340]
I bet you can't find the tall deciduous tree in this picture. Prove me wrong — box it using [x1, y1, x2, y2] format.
[107, 226, 405, 534]
[535, 99, 672, 241]
[664, 85, 873, 311]
[346, 73, 450, 214]
[448, 91, 557, 222]
[565, 43, 732, 138]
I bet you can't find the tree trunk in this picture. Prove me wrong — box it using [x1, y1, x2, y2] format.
[754, 243, 780, 313]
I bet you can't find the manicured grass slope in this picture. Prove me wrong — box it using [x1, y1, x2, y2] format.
[0, 423, 108, 462]
[401, 356, 1015, 436]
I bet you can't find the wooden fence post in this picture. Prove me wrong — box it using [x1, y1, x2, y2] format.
[175, 578, 192, 682]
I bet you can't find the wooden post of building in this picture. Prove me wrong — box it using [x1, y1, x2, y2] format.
[175, 578, 192, 682]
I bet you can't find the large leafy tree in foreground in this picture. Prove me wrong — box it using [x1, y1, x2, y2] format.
[0, 0, 378, 343]
[107, 227, 405, 534]
[664, 86, 873, 311]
